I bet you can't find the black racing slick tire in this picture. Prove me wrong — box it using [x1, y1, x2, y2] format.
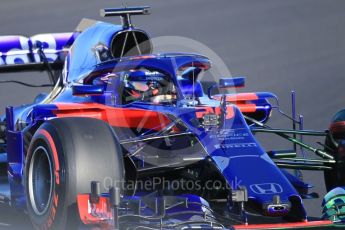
[24, 117, 124, 230]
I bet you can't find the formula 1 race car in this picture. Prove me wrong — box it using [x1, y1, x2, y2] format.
[0, 6, 345, 230]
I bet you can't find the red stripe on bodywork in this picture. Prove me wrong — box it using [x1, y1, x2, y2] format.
[233, 220, 333, 229]
[53, 103, 171, 131]
[213, 93, 259, 102]
[195, 106, 235, 119]
[195, 107, 214, 118]
[38, 129, 60, 185]
[236, 104, 257, 113]
[211, 94, 259, 113]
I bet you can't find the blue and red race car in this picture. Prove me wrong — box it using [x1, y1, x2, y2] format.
[0, 6, 345, 230]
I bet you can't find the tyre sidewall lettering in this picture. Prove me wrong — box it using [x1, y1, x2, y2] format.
[26, 128, 66, 230]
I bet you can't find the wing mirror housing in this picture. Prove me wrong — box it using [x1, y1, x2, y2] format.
[72, 84, 104, 96]
[219, 77, 245, 88]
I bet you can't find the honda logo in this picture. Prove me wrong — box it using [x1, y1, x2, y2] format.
[250, 183, 283, 195]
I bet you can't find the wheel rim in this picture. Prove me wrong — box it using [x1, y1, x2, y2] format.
[28, 145, 53, 216]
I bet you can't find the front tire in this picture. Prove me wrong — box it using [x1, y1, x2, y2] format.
[24, 117, 124, 230]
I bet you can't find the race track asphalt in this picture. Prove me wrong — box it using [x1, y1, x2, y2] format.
[0, 0, 345, 229]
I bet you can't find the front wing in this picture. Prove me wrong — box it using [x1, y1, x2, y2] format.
[76, 193, 341, 230]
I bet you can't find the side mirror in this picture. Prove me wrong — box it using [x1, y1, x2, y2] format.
[219, 77, 245, 88]
[72, 84, 104, 96]
[208, 77, 245, 99]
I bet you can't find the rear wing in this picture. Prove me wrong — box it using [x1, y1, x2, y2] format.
[0, 33, 77, 73]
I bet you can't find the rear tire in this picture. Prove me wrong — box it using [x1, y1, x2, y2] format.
[24, 117, 124, 230]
